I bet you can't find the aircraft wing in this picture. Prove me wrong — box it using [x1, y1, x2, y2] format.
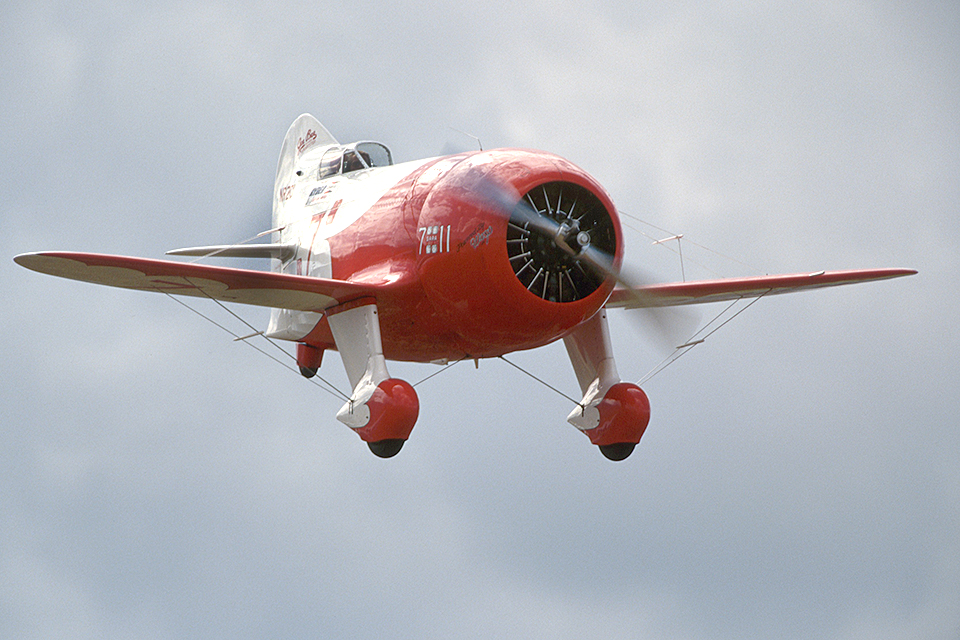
[605, 268, 917, 309]
[14, 252, 384, 312]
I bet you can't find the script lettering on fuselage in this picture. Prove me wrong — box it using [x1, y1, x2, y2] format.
[296, 129, 318, 156]
[456, 223, 493, 252]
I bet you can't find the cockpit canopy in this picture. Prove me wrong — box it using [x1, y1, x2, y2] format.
[318, 142, 393, 179]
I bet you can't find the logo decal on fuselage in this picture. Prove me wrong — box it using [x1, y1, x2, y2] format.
[296, 129, 318, 156]
[458, 222, 493, 251]
[305, 185, 328, 206]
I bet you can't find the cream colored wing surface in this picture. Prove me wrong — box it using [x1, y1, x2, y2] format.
[15, 252, 382, 312]
[606, 269, 917, 309]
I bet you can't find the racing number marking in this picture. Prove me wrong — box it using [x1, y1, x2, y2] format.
[322, 199, 342, 225]
[418, 225, 451, 255]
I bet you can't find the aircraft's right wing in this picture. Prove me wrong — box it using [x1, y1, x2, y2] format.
[605, 268, 917, 309]
[14, 252, 389, 312]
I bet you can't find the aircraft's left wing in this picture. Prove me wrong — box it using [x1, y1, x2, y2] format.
[14, 252, 387, 312]
[606, 268, 917, 309]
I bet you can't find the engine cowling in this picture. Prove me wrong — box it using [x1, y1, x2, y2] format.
[414, 149, 623, 357]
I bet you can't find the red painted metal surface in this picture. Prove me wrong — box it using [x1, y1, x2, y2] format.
[296, 342, 323, 370]
[353, 378, 420, 444]
[584, 383, 651, 446]
[309, 149, 623, 362]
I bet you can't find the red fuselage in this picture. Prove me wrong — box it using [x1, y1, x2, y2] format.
[296, 149, 623, 362]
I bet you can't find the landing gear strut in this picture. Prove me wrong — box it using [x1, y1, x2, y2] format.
[564, 310, 650, 461]
[326, 300, 419, 456]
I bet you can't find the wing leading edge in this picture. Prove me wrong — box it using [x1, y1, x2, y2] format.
[14, 252, 386, 312]
[605, 268, 917, 309]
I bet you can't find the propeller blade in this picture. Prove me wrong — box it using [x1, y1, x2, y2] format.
[473, 175, 700, 350]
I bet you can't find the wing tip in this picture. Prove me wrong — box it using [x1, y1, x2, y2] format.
[848, 267, 918, 280]
[605, 266, 918, 309]
[14, 252, 51, 272]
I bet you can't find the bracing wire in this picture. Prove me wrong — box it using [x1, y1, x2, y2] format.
[636, 292, 770, 385]
[411, 357, 468, 388]
[165, 227, 352, 401]
[618, 209, 767, 276]
[610, 208, 779, 384]
[160, 288, 350, 403]
[498, 355, 583, 408]
[163, 208, 773, 404]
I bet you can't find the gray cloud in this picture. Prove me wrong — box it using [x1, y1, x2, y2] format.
[3, 1, 957, 639]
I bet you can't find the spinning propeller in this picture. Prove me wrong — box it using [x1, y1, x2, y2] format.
[476, 176, 698, 349]
[505, 181, 617, 304]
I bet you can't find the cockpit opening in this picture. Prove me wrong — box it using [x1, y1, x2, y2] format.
[318, 142, 393, 179]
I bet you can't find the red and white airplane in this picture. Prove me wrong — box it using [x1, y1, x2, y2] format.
[15, 114, 916, 460]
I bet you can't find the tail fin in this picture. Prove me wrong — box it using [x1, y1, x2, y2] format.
[268, 115, 337, 340]
[272, 114, 337, 233]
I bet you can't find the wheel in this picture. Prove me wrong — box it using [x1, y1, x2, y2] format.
[598, 442, 636, 461]
[367, 439, 405, 458]
[298, 366, 318, 379]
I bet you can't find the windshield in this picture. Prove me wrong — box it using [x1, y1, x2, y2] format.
[355, 142, 392, 168]
[318, 147, 343, 178]
[317, 142, 393, 179]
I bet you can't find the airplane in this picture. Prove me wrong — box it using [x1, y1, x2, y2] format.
[14, 114, 916, 461]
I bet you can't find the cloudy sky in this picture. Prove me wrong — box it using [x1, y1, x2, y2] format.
[2, 1, 957, 638]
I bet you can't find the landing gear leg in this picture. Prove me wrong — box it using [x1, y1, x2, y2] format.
[563, 310, 650, 461]
[326, 299, 419, 456]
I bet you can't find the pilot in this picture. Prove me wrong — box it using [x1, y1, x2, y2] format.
[343, 151, 365, 173]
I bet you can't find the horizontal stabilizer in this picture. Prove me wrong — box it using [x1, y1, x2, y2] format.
[606, 268, 917, 309]
[14, 252, 385, 312]
[166, 243, 297, 260]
